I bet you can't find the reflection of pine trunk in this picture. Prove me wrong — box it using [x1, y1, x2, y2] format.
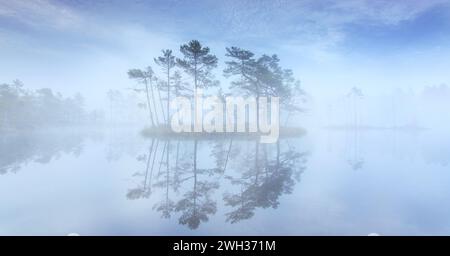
[392, 99, 397, 129]
[254, 141, 260, 184]
[276, 140, 280, 171]
[284, 111, 291, 127]
[148, 139, 159, 193]
[263, 144, 269, 177]
[143, 139, 155, 191]
[193, 140, 198, 217]
[165, 140, 170, 207]
[144, 79, 155, 126]
[175, 141, 180, 175]
[158, 141, 168, 177]
[2, 108, 9, 129]
[223, 140, 233, 172]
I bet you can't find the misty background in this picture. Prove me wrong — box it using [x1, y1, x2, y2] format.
[1, 0, 450, 235]
[1, 0, 450, 130]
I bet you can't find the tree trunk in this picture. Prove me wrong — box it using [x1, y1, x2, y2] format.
[194, 57, 198, 131]
[149, 139, 159, 194]
[223, 139, 233, 173]
[254, 141, 259, 184]
[256, 82, 260, 131]
[193, 140, 198, 218]
[157, 86, 166, 124]
[158, 141, 168, 177]
[149, 78, 160, 125]
[167, 66, 171, 126]
[144, 79, 155, 127]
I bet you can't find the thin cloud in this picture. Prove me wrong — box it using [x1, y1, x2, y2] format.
[0, 0, 82, 30]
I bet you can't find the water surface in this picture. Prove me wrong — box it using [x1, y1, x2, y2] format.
[1, 127, 449, 235]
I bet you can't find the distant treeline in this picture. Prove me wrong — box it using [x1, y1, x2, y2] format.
[0, 80, 102, 130]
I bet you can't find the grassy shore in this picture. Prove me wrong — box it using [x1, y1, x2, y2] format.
[141, 125, 306, 140]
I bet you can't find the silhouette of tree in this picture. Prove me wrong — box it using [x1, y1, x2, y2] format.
[0, 132, 85, 175]
[0, 81, 91, 130]
[224, 140, 307, 223]
[127, 139, 159, 200]
[177, 40, 219, 96]
[174, 140, 219, 229]
[346, 87, 363, 128]
[224, 49, 304, 127]
[128, 67, 160, 126]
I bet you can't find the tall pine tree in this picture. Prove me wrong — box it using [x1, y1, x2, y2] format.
[177, 40, 218, 95]
[155, 50, 176, 125]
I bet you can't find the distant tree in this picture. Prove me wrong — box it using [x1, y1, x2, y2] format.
[346, 87, 363, 128]
[155, 50, 176, 126]
[128, 67, 160, 126]
[1, 81, 88, 130]
[422, 84, 450, 101]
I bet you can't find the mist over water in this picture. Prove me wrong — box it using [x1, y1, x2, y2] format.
[2, 0, 450, 235]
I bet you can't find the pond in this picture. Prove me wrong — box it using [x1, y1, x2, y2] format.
[0, 127, 449, 235]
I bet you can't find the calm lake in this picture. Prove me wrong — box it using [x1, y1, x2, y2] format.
[1, 127, 449, 235]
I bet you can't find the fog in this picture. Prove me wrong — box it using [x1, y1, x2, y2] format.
[1, 0, 450, 235]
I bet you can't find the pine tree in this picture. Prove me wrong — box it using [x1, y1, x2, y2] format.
[225, 49, 305, 127]
[155, 50, 176, 126]
[128, 67, 159, 126]
[177, 40, 218, 95]
[177, 40, 218, 129]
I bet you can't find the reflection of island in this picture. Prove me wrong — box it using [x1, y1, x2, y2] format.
[347, 126, 364, 171]
[420, 131, 450, 166]
[126, 137, 309, 229]
[0, 131, 86, 175]
[224, 141, 308, 223]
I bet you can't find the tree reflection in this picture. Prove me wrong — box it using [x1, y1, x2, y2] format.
[0, 132, 86, 175]
[153, 140, 175, 218]
[126, 137, 308, 229]
[223, 140, 308, 223]
[347, 127, 365, 171]
[126, 139, 157, 200]
[174, 140, 220, 229]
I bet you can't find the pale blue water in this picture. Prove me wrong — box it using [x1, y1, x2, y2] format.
[1, 127, 449, 235]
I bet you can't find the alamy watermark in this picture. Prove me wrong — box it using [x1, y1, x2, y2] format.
[170, 90, 280, 143]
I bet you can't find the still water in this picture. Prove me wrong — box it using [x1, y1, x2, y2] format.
[1, 127, 449, 235]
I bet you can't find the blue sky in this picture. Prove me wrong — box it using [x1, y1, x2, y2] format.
[1, 0, 450, 108]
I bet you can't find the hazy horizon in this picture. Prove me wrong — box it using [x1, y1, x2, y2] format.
[2, 0, 450, 114]
[2, 0, 450, 236]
